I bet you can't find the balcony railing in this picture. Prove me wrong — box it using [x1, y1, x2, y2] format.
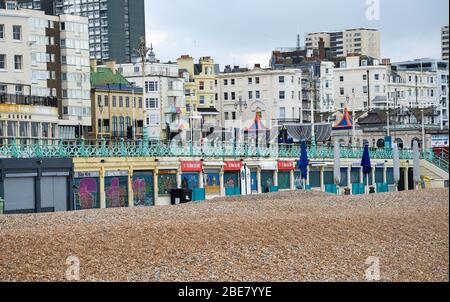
[0, 138, 428, 162]
[0, 94, 58, 108]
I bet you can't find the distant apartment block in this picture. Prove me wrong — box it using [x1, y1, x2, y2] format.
[306, 28, 381, 59]
[13, 0, 146, 64]
[442, 26, 449, 61]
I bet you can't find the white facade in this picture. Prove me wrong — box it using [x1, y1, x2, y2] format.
[333, 56, 388, 111]
[0, 6, 90, 142]
[318, 61, 335, 112]
[0, 7, 32, 95]
[58, 14, 91, 135]
[0, 6, 59, 144]
[391, 59, 449, 127]
[217, 67, 303, 131]
[119, 61, 186, 140]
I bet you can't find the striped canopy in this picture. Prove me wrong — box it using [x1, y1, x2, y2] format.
[245, 113, 270, 132]
[333, 107, 354, 130]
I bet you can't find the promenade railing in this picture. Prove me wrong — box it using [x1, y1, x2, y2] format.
[0, 138, 422, 161]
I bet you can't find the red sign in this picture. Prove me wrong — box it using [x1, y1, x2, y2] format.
[278, 161, 294, 171]
[181, 161, 203, 172]
[224, 161, 243, 171]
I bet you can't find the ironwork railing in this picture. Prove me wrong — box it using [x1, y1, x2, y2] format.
[424, 149, 450, 173]
[0, 138, 422, 161]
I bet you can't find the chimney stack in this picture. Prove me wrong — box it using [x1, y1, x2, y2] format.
[318, 38, 325, 60]
[106, 60, 116, 74]
[254, 64, 261, 69]
[381, 58, 391, 66]
[90, 59, 97, 72]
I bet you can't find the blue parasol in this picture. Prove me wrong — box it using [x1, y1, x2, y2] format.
[298, 140, 309, 189]
[361, 143, 372, 193]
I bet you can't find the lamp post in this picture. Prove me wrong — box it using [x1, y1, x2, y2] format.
[366, 69, 370, 110]
[234, 95, 248, 145]
[131, 82, 136, 140]
[421, 108, 426, 153]
[133, 37, 151, 143]
[311, 79, 316, 145]
[99, 101, 104, 141]
[352, 88, 356, 146]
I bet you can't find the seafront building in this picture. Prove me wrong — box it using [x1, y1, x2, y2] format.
[216, 65, 303, 140]
[89, 60, 144, 140]
[177, 55, 220, 140]
[118, 50, 187, 141]
[0, 3, 91, 143]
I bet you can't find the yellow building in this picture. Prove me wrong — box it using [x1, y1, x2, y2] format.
[177, 55, 220, 138]
[89, 61, 145, 140]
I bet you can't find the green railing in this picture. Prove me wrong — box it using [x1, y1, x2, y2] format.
[424, 149, 449, 173]
[0, 138, 419, 161]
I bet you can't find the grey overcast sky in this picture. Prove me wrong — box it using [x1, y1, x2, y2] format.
[145, 0, 449, 68]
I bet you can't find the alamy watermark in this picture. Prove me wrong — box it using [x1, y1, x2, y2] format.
[365, 256, 381, 281]
[366, 0, 380, 21]
[65, 256, 80, 281]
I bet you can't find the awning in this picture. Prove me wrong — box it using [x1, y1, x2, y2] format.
[284, 123, 332, 142]
[245, 113, 270, 132]
[198, 108, 220, 116]
[333, 107, 353, 130]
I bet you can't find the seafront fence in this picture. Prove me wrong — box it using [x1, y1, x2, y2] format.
[0, 138, 443, 165]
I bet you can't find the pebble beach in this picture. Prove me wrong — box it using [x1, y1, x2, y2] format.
[0, 189, 448, 282]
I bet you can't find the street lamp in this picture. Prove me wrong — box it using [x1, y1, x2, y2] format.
[234, 96, 248, 144]
[99, 101, 104, 141]
[133, 37, 151, 143]
[130, 82, 136, 140]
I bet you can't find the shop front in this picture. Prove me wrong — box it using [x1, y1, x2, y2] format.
[74, 171, 100, 210]
[132, 171, 154, 207]
[278, 161, 294, 190]
[104, 170, 129, 208]
[203, 161, 224, 199]
[260, 161, 277, 193]
[181, 161, 203, 190]
[157, 169, 178, 205]
[224, 160, 242, 196]
[181, 161, 205, 201]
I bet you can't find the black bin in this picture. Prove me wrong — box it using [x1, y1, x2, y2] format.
[171, 189, 192, 205]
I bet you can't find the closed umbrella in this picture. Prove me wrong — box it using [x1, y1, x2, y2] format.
[298, 140, 309, 190]
[361, 143, 372, 194]
[393, 143, 400, 191]
[334, 141, 341, 194]
[413, 140, 421, 189]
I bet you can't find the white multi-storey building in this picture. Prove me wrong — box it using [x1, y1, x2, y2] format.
[0, 5, 59, 144]
[306, 28, 381, 59]
[333, 56, 389, 111]
[390, 59, 449, 127]
[333, 56, 449, 127]
[318, 61, 335, 112]
[217, 66, 303, 133]
[0, 3, 91, 142]
[118, 54, 186, 140]
[58, 13, 91, 139]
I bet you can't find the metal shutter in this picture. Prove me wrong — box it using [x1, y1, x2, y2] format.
[4, 177, 35, 212]
[40, 177, 68, 212]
